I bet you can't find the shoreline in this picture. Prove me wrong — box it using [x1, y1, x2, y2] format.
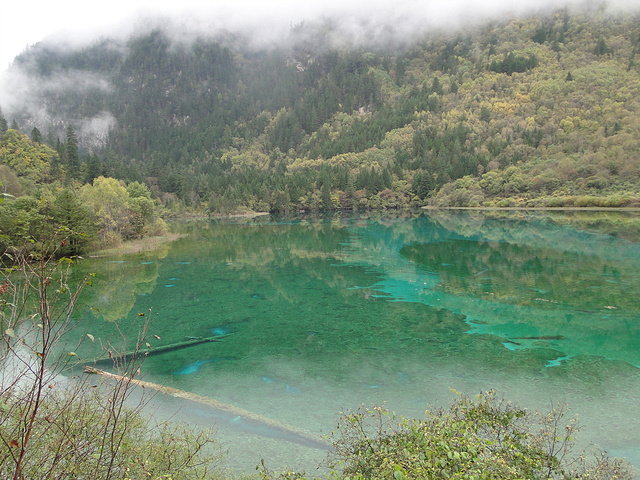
[86, 213, 271, 258]
[422, 206, 640, 212]
[88, 232, 185, 257]
[86, 206, 640, 259]
[165, 211, 271, 220]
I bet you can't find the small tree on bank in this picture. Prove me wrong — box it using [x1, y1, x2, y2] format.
[0, 232, 219, 480]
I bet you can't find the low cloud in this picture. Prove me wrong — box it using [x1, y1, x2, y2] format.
[12, 0, 639, 55]
[0, 65, 114, 147]
[1, 0, 638, 147]
[79, 111, 117, 150]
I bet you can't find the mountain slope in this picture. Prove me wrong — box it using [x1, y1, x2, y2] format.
[2, 4, 640, 212]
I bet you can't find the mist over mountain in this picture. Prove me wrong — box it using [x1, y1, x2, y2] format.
[1, 0, 640, 214]
[6, 0, 636, 71]
[1, 0, 638, 138]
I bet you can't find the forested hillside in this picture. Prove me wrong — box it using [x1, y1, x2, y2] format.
[2, 2, 640, 226]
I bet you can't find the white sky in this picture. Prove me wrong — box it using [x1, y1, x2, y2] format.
[2, 0, 639, 75]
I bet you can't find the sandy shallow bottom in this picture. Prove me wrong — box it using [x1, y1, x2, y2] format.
[113, 353, 640, 475]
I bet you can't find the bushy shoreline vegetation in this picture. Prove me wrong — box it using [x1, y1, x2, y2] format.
[0, 128, 167, 255]
[263, 390, 635, 480]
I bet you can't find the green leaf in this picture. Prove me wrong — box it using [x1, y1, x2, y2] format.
[67, 352, 78, 357]
[86, 333, 94, 342]
[5, 328, 15, 338]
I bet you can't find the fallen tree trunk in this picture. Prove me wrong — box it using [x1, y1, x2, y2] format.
[81, 335, 231, 366]
[84, 366, 329, 450]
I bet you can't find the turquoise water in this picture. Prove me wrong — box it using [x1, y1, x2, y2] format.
[65, 211, 640, 473]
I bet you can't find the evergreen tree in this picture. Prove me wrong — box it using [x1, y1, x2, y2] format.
[345, 174, 356, 209]
[594, 38, 610, 56]
[431, 77, 443, 96]
[31, 127, 42, 143]
[0, 107, 7, 134]
[65, 125, 80, 179]
[45, 130, 56, 146]
[84, 154, 102, 184]
[532, 27, 547, 44]
[321, 176, 333, 211]
[395, 57, 407, 85]
[52, 189, 96, 256]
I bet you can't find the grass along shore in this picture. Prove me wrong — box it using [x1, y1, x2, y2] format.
[88, 232, 185, 257]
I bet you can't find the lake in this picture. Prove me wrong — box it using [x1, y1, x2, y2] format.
[65, 210, 640, 473]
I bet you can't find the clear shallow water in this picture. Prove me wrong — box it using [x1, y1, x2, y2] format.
[65, 211, 640, 473]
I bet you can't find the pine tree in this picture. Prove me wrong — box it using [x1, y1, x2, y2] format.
[594, 38, 610, 56]
[52, 189, 96, 256]
[31, 127, 42, 143]
[432, 77, 443, 96]
[0, 107, 7, 134]
[65, 125, 80, 179]
[84, 154, 102, 184]
[321, 175, 333, 211]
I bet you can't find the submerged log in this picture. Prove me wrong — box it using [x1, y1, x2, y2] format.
[81, 335, 231, 366]
[84, 366, 329, 450]
[511, 335, 565, 341]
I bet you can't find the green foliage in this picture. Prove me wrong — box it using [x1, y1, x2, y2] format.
[0, 195, 48, 255]
[0, 389, 220, 480]
[594, 37, 611, 56]
[79, 176, 130, 241]
[0, 108, 7, 134]
[0, 165, 22, 197]
[51, 189, 96, 256]
[260, 391, 635, 480]
[0, 190, 97, 257]
[0, 130, 58, 183]
[30, 127, 42, 143]
[432, 176, 485, 207]
[64, 125, 79, 179]
[331, 393, 554, 479]
[489, 52, 539, 75]
[127, 180, 152, 199]
[80, 176, 166, 244]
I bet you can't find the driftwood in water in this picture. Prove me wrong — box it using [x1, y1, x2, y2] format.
[82, 335, 231, 366]
[84, 366, 329, 450]
[511, 335, 565, 341]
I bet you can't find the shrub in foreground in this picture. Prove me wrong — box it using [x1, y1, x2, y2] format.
[0, 386, 222, 480]
[260, 390, 635, 480]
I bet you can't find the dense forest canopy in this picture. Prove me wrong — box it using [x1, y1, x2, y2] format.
[1, 2, 640, 236]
